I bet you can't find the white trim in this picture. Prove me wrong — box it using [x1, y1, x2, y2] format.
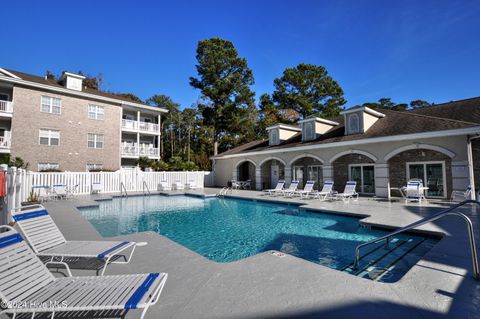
[384, 143, 456, 161]
[266, 124, 301, 131]
[406, 161, 447, 198]
[0, 75, 168, 113]
[258, 157, 287, 167]
[59, 72, 86, 80]
[288, 153, 324, 166]
[234, 159, 257, 169]
[340, 106, 386, 118]
[212, 126, 480, 160]
[0, 68, 21, 79]
[298, 117, 339, 126]
[329, 149, 377, 163]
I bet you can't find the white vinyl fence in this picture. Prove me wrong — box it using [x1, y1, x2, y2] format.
[0, 166, 212, 222]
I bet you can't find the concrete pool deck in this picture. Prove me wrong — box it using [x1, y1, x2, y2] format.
[6, 189, 480, 319]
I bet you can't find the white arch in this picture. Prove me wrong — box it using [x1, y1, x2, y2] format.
[259, 157, 287, 167]
[329, 149, 378, 164]
[288, 153, 325, 167]
[234, 158, 258, 169]
[384, 143, 456, 161]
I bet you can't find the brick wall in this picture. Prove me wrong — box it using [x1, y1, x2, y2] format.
[332, 154, 374, 192]
[388, 149, 452, 197]
[11, 86, 122, 171]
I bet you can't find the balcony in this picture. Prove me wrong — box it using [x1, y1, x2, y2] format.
[0, 136, 11, 153]
[122, 119, 160, 134]
[0, 101, 13, 117]
[121, 143, 159, 158]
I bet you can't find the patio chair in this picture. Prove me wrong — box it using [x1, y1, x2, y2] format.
[334, 181, 359, 202]
[174, 180, 185, 190]
[309, 180, 334, 200]
[294, 180, 316, 198]
[32, 186, 53, 202]
[11, 204, 142, 276]
[281, 180, 300, 197]
[158, 180, 172, 191]
[0, 225, 167, 319]
[263, 180, 285, 196]
[187, 179, 198, 189]
[405, 180, 426, 203]
[52, 184, 67, 199]
[91, 181, 102, 194]
[451, 186, 472, 201]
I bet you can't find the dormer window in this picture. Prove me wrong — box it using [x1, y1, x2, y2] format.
[299, 117, 338, 142]
[271, 130, 279, 144]
[348, 113, 360, 134]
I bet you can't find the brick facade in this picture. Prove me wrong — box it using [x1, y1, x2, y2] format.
[10, 86, 122, 171]
[387, 149, 452, 197]
[332, 154, 374, 192]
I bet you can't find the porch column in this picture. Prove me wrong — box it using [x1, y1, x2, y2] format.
[374, 163, 389, 198]
[255, 168, 262, 190]
[467, 138, 476, 200]
[232, 167, 238, 182]
[452, 160, 469, 195]
[284, 167, 292, 184]
[322, 165, 333, 183]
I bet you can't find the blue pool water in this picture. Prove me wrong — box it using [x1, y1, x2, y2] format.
[79, 195, 438, 282]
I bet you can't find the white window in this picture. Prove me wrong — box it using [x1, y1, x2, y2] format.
[348, 113, 360, 134]
[39, 129, 60, 146]
[41, 96, 61, 114]
[88, 104, 105, 120]
[88, 133, 104, 149]
[38, 163, 59, 171]
[86, 163, 103, 171]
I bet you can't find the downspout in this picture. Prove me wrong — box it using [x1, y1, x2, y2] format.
[467, 134, 480, 201]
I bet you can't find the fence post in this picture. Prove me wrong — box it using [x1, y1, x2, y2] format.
[0, 165, 8, 226]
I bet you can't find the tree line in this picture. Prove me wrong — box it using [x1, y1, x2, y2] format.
[50, 37, 434, 171]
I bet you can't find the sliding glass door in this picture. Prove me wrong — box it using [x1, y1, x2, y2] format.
[349, 165, 375, 194]
[407, 162, 445, 198]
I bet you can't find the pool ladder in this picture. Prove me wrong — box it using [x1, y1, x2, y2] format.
[218, 187, 232, 197]
[143, 181, 151, 196]
[120, 182, 128, 197]
[353, 199, 480, 280]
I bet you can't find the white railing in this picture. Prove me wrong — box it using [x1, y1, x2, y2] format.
[121, 144, 159, 158]
[121, 145, 138, 156]
[1, 166, 212, 218]
[122, 119, 159, 133]
[0, 101, 13, 113]
[0, 136, 10, 149]
[139, 147, 159, 157]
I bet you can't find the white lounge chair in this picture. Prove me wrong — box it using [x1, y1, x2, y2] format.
[310, 181, 334, 200]
[174, 180, 185, 190]
[91, 181, 102, 194]
[451, 186, 472, 201]
[52, 184, 67, 199]
[0, 225, 167, 319]
[281, 180, 299, 197]
[294, 180, 316, 198]
[405, 180, 426, 203]
[335, 181, 359, 202]
[32, 186, 53, 202]
[158, 180, 172, 191]
[187, 179, 199, 189]
[263, 180, 285, 195]
[12, 204, 141, 276]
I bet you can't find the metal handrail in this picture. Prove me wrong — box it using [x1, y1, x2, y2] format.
[143, 181, 151, 196]
[353, 200, 480, 280]
[120, 182, 128, 197]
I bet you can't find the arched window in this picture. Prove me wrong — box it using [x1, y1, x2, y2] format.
[304, 122, 314, 140]
[270, 129, 278, 145]
[349, 113, 360, 134]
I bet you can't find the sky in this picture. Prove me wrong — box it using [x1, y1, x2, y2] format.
[2, 0, 480, 109]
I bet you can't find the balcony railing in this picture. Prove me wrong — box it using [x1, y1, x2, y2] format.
[122, 119, 159, 134]
[0, 136, 11, 149]
[121, 144, 159, 158]
[0, 101, 13, 113]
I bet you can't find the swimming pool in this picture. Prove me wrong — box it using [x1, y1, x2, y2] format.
[78, 195, 438, 282]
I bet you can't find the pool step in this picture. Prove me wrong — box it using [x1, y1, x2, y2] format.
[343, 236, 428, 281]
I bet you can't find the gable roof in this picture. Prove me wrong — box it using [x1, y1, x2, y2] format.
[215, 97, 480, 158]
[0, 68, 167, 112]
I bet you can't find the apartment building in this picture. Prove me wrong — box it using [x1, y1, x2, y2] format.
[0, 68, 167, 171]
